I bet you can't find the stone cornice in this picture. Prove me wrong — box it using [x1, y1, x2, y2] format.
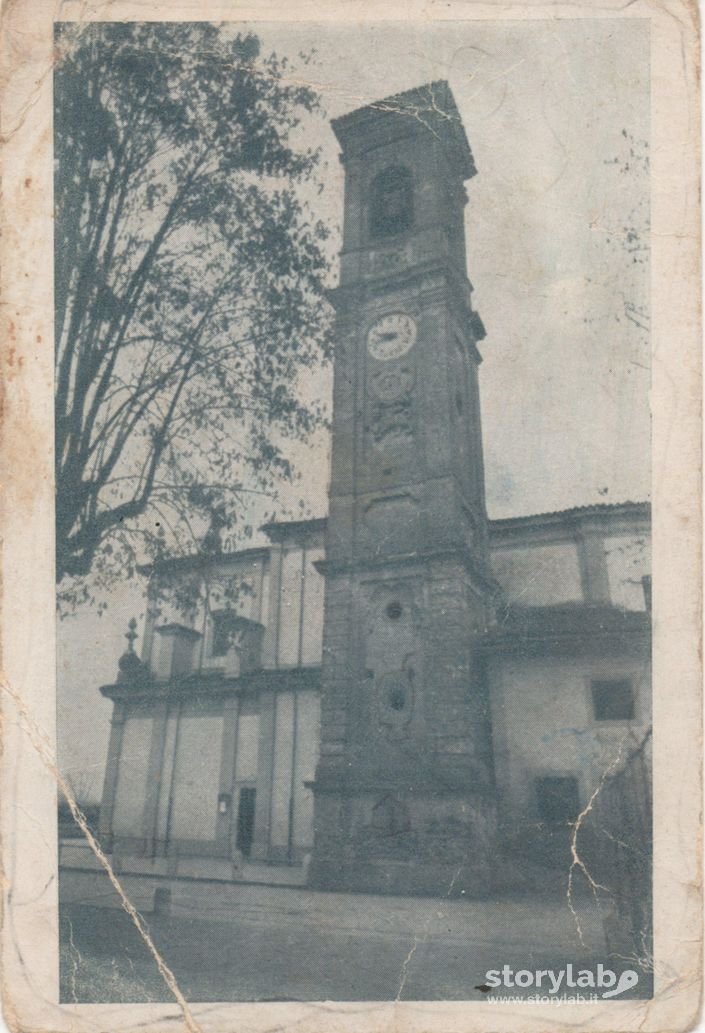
[99, 665, 322, 704]
[331, 81, 476, 181]
[315, 545, 499, 598]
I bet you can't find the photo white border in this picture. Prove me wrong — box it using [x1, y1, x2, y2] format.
[1, 1, 700, 1029]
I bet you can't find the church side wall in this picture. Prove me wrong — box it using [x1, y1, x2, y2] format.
[270, 692, 296, 856]
[491, 528, 650, 612]
[141, 539, 325, 682]
[278, 552, 305, 666]
[604, 533, 651, 611]
[489, 653, 651, 866]
[106, 684, 320, 867]
[168, 701, 224, 844]
[491, 541, 582, 606]
[155, 710, 179, 847]
[302, 549, 325, 665]
[272, 545, 325, 669]
[111, 709, 153, 837]
[267, 688, 321, 860]
[292, 689, 320, 852]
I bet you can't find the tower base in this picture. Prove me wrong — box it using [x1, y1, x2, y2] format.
[309, 787, 497, 898]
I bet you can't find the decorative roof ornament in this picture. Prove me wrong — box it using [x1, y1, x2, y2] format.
[117, 618, 148, 684]
[200, 504, 227, 555]
[125, 617, 138, 651]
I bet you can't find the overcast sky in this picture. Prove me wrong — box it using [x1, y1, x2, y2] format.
[267, 18, 651, 520]
[58, 20, 650, 795]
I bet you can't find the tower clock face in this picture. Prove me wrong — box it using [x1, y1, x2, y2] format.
[366, 313, 417, 361]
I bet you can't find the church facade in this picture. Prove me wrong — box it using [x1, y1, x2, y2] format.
[81, 82, 651, 897]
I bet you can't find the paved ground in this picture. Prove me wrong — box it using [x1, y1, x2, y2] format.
[59, 872, 652, 1003]
[60, 867, 653, 1004]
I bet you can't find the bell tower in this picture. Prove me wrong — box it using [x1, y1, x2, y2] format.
[310, 82, 498, 896]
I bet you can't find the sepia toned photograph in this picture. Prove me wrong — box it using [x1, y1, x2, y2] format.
[48, 17, 660, 1007]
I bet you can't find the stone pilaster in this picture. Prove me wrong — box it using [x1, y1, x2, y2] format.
[97, 702, 126, 849]
[217, 697, 240, 855]
[141, 701, 169, 856]
[577, 522, 611, 603]
[261, 545, 283, 668]
[250, 690, 276, 861]
[315, 574, 353, 782]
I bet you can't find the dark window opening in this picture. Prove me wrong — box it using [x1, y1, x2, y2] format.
[386, 601, 403, 621]
[211, 611, 237, 657]
[536, 776, 580, 825]
[370, 165, 414, 239]
[236, 787, 256, 857]
[642, 574, 652, 612]
[389, 687, 406, 711]
[591, 679, 635, 721]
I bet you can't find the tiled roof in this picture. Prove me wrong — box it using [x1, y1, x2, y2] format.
[481, 602, 650, 657]
[140, 501, 650, 575]
[488, 500, 650, 530]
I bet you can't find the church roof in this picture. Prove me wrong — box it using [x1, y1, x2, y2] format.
[262, 500, 650, 542]
[489, 501, 650, 542]
[482, 602, 650, 658]
[489, 500, 650, 529]
[139, 501, 649, 576]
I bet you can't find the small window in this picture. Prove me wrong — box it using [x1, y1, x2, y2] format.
[591, 679, 635, 721]
[370, 165, 413, 239]
[536, 776, 580, 825]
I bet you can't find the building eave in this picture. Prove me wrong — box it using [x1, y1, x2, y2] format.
[480, 604, 651, 659]
[100, 665, 322, 704]
[137, 545, 271, 578]
[488, 501, 651, 540]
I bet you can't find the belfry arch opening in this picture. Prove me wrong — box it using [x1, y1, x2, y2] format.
[369, 165, 414, 239]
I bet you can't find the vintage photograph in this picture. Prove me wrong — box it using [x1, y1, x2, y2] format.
[53, 18, 654, 1005]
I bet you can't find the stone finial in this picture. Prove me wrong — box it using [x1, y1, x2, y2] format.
[201, 505, 226, 554]
[125, 617, 138, 652]
[117, 617, 148, 684]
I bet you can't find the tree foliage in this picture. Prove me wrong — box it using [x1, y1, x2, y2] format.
[54, 23, 332, 605]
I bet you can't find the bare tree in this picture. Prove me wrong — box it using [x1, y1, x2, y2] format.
[54, 23, 333, 605]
